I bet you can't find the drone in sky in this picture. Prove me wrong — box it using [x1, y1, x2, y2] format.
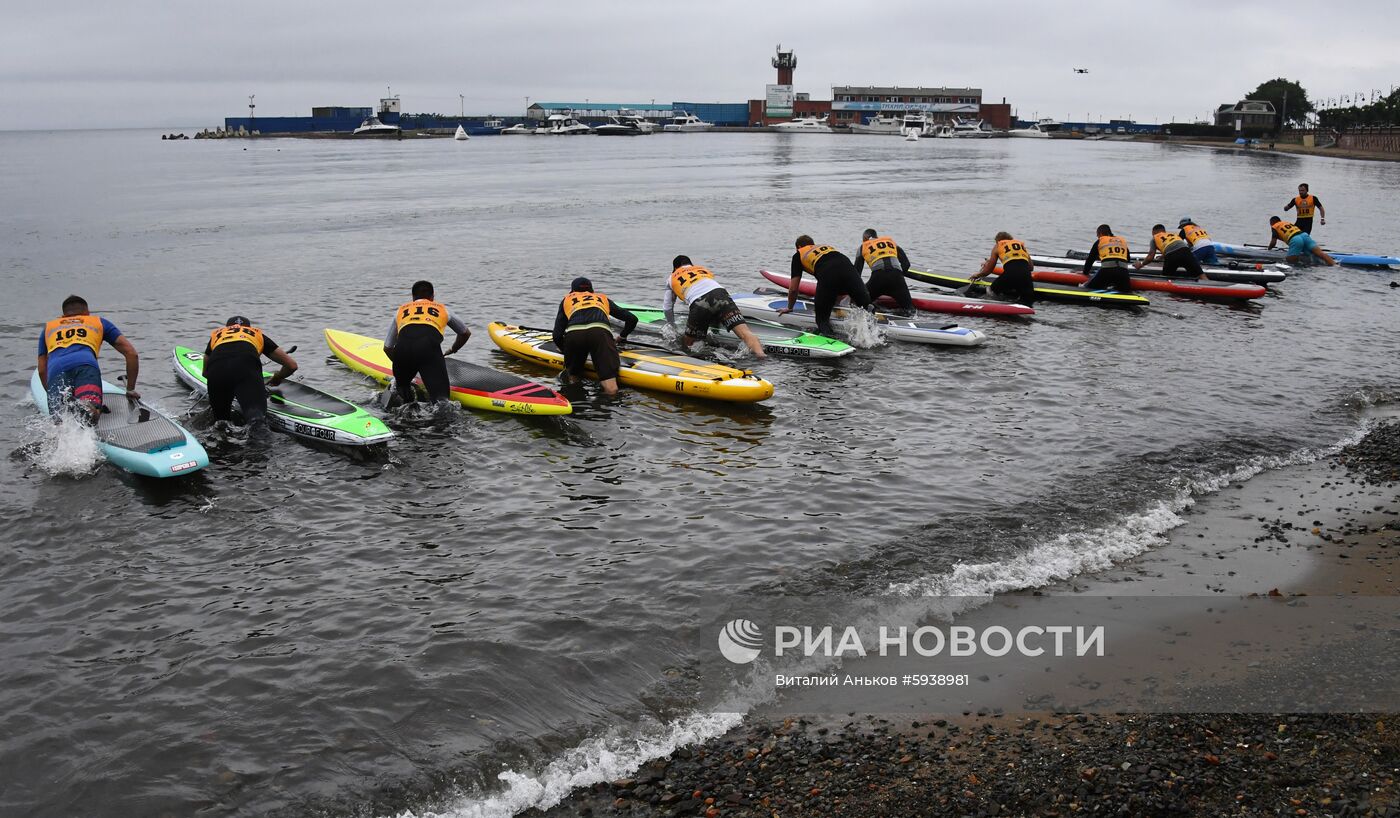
[1073, 68, 1089, 74]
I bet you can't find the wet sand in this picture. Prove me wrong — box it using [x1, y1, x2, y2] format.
[536, 422, 1400, 816]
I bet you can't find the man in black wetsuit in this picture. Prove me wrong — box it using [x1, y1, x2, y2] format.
[1079, 224, 1134, 292]
[852, 228, 915, 315]
[1136, 224, 1206, 280]
[203, 317, 298, 424]
[777, 235, 873, 336]
[384, 280, 471, 404]
[551, 276, 638, 396]
[970, 231, 1037, 306]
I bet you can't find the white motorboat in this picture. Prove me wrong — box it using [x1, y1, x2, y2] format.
[532, 112, 593, 135]
[930, 124, 954, 138]
[949, 117, 992, 138]
[662, 112, 714, 132]
[454, 124, 469, 141]
[593, 114, 653, 136]
[770, 115, 834, 133]
[1008, 118, 1065, 138]
[351, 116, 402, 138]
[618, 113, 658, 133]
[850, 113, 903, 134]
[902, 112, 936, 136]
[498, 123, 532, 135]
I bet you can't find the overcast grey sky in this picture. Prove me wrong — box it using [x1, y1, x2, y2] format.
[4, 0, 1398, 129]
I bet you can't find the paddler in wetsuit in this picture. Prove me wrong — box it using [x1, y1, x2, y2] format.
[384, 280, 472, 404]
[851, 229, 915, 315]
[777, 235, 873, 336]
[662, 256, 766, 359]
[1176, 217, 1219, 265]
[203, 317, 298, 425]
[36, 295, 141, 424]
[1268, 216, 1336, 267]
[1136, 224, 1206, 280]
[1283, 183, 1325, 235]
[969, 231, 1036, 306]
[1078, 225, 1134, 292]
[551, 277, 638, 396]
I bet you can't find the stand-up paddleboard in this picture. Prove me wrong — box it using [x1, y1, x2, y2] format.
[736, 291, 988, 347]
[1028, 271, 1266, 301]
[1216, 242, 1399, 268]
[905, 268, 1150, 307]
[487, 322, 775, 403]
[324, 328, 572, 416]
[29, 370, 209, 478]
[613, 303, 855, 359]
[759, 270, 1035, 317]
[1048, 252, 1288, 285]
[173, 347, 394, 446]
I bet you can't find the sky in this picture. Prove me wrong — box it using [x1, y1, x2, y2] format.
[4, 0, 1398, 129]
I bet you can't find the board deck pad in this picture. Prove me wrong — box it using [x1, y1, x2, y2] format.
[97, 400, 185, 453]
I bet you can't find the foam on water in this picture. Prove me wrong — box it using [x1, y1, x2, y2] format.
[25, 413, 103, 477]
[390, 711, 744, 818]
[404, 424, 1374, 818]
[886, 424, 1371, 598]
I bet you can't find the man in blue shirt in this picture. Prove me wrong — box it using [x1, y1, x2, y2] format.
[36, 295, 141, 423]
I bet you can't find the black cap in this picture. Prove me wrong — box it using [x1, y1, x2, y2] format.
[225, 316, 251, 327]
[570, 277, 593, 292]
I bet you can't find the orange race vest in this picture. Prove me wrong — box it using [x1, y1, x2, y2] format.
[395, 299, 450, 332]
[1293, 195, 1316, 219]
[995, 238, 1030, 264]
[209, 324, 265, 353]
[562, 291, 611, 319]
[1181, 224, 1211, 244]
[43, 315, 104, 356]
[1153, 232, 1188, 254]
[1097, 235, 1130, 263]
[860, 236, 900, 266]
[670, 265, 716, 300]
[1273, 221, 1302, 242]
[798, 244, 838, 274]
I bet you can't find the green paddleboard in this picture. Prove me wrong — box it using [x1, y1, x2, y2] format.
[172, 346, 394, 446]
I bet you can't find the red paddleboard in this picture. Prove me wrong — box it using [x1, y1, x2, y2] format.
[759, 270, 1034, 316]
[1027, 269, 1265, 300]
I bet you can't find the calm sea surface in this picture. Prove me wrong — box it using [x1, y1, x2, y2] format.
[1, 129, 1398, 817]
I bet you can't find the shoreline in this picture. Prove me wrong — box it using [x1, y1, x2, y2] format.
[1154, 136, 1400, 164]
[532, 421, 1400, 817]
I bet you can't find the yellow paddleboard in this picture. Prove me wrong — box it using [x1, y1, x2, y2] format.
[487, 323, 775, 403]
[324, 328, 572, 416]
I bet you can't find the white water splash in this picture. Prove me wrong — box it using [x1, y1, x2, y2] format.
[842, 308, 885, 349]
[25, 414, 103, 477]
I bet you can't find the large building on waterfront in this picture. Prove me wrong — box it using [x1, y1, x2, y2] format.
[830, 85, 1011, 129]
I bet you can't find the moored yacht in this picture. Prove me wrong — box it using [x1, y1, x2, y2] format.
[850, 113, 903, 134]
[662, 112, 714, 132]
[351, 116, 402, 138]
[532, 112, 593, 135]
[770, 115, 834, 133]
